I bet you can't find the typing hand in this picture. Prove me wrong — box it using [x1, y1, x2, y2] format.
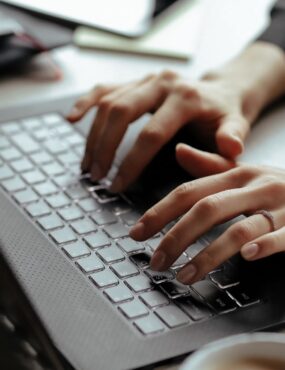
[67, 71, 252, 192]
[130, 150, 285, 284]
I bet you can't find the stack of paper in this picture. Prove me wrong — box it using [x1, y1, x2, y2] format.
[74, 0, 205, 61]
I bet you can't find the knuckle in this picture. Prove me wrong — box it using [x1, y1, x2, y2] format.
[195, 195, 220, 218]
[143, 206, 159, 224]
[98, 96, 112, 112]
[262, 178, 285, 194]
[229, 222, 253, 244]
[138, 127, 164, 147]
[159, 70, 178, 81]
[173, 82, 200, 100]
[109, 101, 130, 117]
[173, 182, 193, 201]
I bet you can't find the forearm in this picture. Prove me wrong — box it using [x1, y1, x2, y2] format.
[203, 42, 285, 124]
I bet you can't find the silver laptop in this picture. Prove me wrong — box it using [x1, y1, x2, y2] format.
[0, 95, 285, 370]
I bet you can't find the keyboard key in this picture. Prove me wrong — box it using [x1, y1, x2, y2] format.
[34, 181, 58, 196]
[50, 227, 77, 244]
[210, 267, 240, 289]
[22, 170, 46, 185]
[105, 199, 131, 214]
[1, 147, 21, 161]
[30, 151, 53, 165]
[185, 241, 205, 259]
[177, 296, 213, 321]
[0, 165, 14, 180]
[42, 162, 65, 176]
[58, 152, 79, 166]
[1, 122, 21, 134]
[104, 223, 129, 239]
[65, 186, 89, 200]
[104, 284, 133, 303]
[191, 280, 237, 313]
[42, 113, 62, 127]
[70, 218, 96, 235]
[84, 231, 111, 249]
[10, 158, 33, 173]
[11, 133, 40, 154]
[0, 137, 10, 149]
[76, 254, 104, 273]
[52, 173, 77, 188]
[119, 299, 149, 319]
[22, 117, 42, 130]
[117, 238, 144, 255]
[14, 189, 38, 204]
[53, 123, 73, 136]
[140, 291, 169, 308]
[146, 236, 164, 251]
[32, 128, 50, 141]
[130, 252, 151, 270]
[227, 285, 260, 307]
[37, 214, 63, 230]
[120, 210, 141, 226]
[111, 261, 139, 278]
[97, 245, 125, 264]
[78, 198, 99, 212]
[160, 280, 190, 299]
[65, 133, 84, 146]
[57, 205, 83, 221]
[90, 269, 118, 288]
[125, 275, 153, 293]
[155, 304, 189, 328]
[2, 177, 26, 192]
[62, 241, 90, 259]
[145, 269, 174, 284]
[171, 253, 189, 268]
[44, 139, 68, 154]
[94, 188, 118, 203]
[134, 315, 164, 335]
[26, 201, 51, 217]
[46, 193, 70, 208]
[91, 210, 117, 225]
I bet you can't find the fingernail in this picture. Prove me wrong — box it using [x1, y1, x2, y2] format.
[241, 243, 259, 260]
[129, 222, 145, 240]
[91, 163, 102, 181]
[68, 107, 80, 119]
[151, 251, 166, 271]
[110, 175, 123, 193]
[177, 264, 197, 284]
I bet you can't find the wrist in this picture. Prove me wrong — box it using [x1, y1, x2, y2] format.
[203, 42, 285, 123]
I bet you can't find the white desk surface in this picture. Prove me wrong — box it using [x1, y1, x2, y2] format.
[1, 0, 284, 369]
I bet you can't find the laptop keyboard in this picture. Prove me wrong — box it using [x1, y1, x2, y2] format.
[0, 113, 261, 336]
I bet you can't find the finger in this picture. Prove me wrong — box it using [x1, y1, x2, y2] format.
[176, 213, 272, 284]
[67, 84, 118, 123]
[89, 77, 171, 181]
[130, 167, 246, 241]
[82, 81, 145, 172]
[109, 94, 196, 192]
[150, 184, 272, 271]
[216, 114, 250, 159]
[175, 143, 236, 178]
[241, 213, 285, 261]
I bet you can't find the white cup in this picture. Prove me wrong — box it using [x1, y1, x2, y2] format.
[180, 333, 285, 370]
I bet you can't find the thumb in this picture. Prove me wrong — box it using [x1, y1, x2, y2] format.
[176, 143, 236, 178]
[216, 115, 250, 159]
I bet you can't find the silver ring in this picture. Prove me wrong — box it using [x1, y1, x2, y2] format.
[254, 210, 277, 232]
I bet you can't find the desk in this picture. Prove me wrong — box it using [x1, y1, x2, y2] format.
[0, 1, 284, 369]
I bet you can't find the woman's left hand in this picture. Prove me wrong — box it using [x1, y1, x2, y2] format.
[130, 146, 285, 285]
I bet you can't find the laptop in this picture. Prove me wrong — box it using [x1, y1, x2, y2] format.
[1, 95, 285, 370]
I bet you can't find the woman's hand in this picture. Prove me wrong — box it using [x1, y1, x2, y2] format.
[68, 72, 251, 192]
[68, 42, 285, 192]
[130, 153, 285, 285]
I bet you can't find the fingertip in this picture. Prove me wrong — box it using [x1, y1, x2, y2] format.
[66, 107, 82, 123]
[129, 222, 145, 240]
[217, 131, 244, 159]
